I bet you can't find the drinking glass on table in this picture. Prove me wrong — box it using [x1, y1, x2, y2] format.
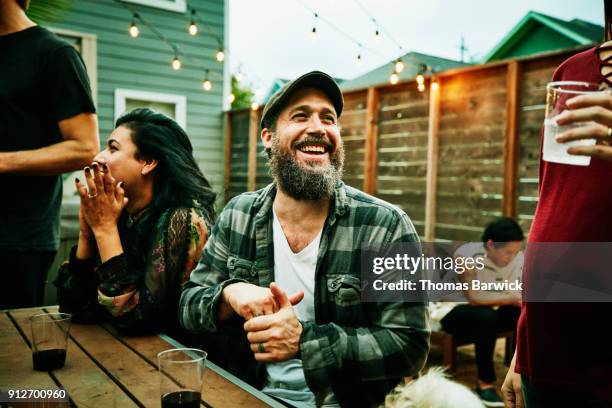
[158, 348, 206, 408]
[30, 313, 71, 371]
[543, 81, 606, 166]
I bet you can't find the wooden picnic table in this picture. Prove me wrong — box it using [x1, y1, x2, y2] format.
[0, 306, 282, 407]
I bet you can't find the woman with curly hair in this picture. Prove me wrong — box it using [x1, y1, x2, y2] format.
[54, 108, 216, 337]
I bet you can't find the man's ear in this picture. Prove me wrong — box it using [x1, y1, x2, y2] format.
[261, 128, 273, 149]
[141, 158, 158, 176]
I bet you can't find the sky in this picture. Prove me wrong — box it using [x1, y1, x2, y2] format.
[228, 0, 603, 99]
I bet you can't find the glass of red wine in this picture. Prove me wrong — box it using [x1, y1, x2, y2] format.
[158, 348, 207, 408]
[29, 312, 71, 371]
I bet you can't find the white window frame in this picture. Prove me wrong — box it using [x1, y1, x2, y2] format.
[114, 89, 187, 129]
[121, 0, 186, 13]
[50, 27, 98, 106]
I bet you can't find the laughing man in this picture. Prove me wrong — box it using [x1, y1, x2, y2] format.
[179, 71, 429, 408]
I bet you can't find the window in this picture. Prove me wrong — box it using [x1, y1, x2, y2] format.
[51, 28, 98, 105]
[121, 0, 186, 13]
[115, 89, 187, 129]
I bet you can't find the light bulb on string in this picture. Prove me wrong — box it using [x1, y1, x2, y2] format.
[129, 15, 139, 38]
[216, 47, 225, 62]
[310, 26, 317, 40]
[310, 12, 318, 40]
[171, 56, 181, 70]
[251, 102, 259, 111]
[202, 69, 212, 90]
[395, 58, 404, 73]
[390, 71, 399, 85]
[188, 9, 197, 35]
[417, 83, 426, 92]
[416, 74, 425, 85]
[188, 20, 198, 35]
[228, 93, 235, 104]
[431, 80, 439, 91]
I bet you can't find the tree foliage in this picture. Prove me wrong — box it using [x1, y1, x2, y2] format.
[231, 75, 254, 110]
[26, 0, 72, 23]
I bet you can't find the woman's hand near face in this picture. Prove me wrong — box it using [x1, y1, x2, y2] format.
[555, 93, 612, 162]
[75, 163, 128, 262]
[75, 202, 96, 260]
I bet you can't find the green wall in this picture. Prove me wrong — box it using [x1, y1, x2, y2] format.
[46, 0, 226, 195]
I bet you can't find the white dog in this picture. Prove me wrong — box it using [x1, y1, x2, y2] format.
[384, 367, 485, 408]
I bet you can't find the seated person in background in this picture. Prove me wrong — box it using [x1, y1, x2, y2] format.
[437, 217, 523, 407]
[54, 108, 216, 337]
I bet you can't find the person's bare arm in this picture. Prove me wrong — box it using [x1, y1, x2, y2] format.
[0, 112, 98, 175]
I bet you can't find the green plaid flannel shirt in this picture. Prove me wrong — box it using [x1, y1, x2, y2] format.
[179, 182, 430, 407]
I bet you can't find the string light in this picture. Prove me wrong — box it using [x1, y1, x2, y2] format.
[416, 74, 425, 85]
[129, 14, 139, 37]
[228, 93, 235, 103]
[251, 102, 259, 111]
[171, 55, 181, 70]
[395, 58, 404, 73]
[431, 79, 439, 91]
[417, 83, 426, 92]
[216, 47, 225, 62]
[202, 69, 212, 91]
[310, 13, 318, 40]
[389, 71, 399, 85]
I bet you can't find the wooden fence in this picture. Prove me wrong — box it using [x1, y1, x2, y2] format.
[223, 46, 590, 241]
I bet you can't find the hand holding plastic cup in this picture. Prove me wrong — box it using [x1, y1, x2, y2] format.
[543, 81, 604, 166]
[30, 313, 71, 371]
[158, 348, 206, 408]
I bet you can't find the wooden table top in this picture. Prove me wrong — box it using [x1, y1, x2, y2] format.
[0, 307, 282, 407]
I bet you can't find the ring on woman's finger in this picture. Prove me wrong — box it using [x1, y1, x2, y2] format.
[258, 343, 265, 353]
[87, 191, 98, 198]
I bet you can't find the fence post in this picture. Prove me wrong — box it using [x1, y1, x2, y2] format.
[503, 61, 521, 218]
[247, 108, 259, 191]
[223, 111, 232, 203]
[363, 87, 380, 195]
[425, 79, 441, 241]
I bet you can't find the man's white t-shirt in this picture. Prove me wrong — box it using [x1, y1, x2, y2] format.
[261, 210, 338, 407]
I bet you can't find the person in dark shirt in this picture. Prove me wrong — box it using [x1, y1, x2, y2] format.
[501, 3, 612, 407]
[0, 0, 99, 309]
[54, 108, 216, 337]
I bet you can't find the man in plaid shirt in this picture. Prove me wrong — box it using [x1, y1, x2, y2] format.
[179, 71, 429, 407]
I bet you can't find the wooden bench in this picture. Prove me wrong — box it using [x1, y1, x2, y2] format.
[430, 330, 515, 373]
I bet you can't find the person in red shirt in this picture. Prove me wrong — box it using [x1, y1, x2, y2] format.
[501, 4, 612, 407]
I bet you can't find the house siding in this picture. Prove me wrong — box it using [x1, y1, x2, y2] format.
[47, 0, 226, 191]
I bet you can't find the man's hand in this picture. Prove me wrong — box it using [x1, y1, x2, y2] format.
[244, 283, 302, 362]
[221, 281, 304, 321]
[501, 353, 523, 408]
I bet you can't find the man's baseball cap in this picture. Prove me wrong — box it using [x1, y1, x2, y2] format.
[260, 71, 344, 129]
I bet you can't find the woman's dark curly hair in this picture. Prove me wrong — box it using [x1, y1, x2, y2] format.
[115, 108, 216, 227]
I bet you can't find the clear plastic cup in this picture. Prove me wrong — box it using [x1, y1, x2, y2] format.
[158, 348, 206, 408]
[542, 81, 604, 166]
[30, 313, 71, 371]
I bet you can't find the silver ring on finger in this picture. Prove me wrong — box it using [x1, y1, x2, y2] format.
[258, 343, 265, 353]
[87, 191, 97, 198]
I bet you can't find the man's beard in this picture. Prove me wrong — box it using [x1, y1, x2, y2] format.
[268, 135, 344, 200]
